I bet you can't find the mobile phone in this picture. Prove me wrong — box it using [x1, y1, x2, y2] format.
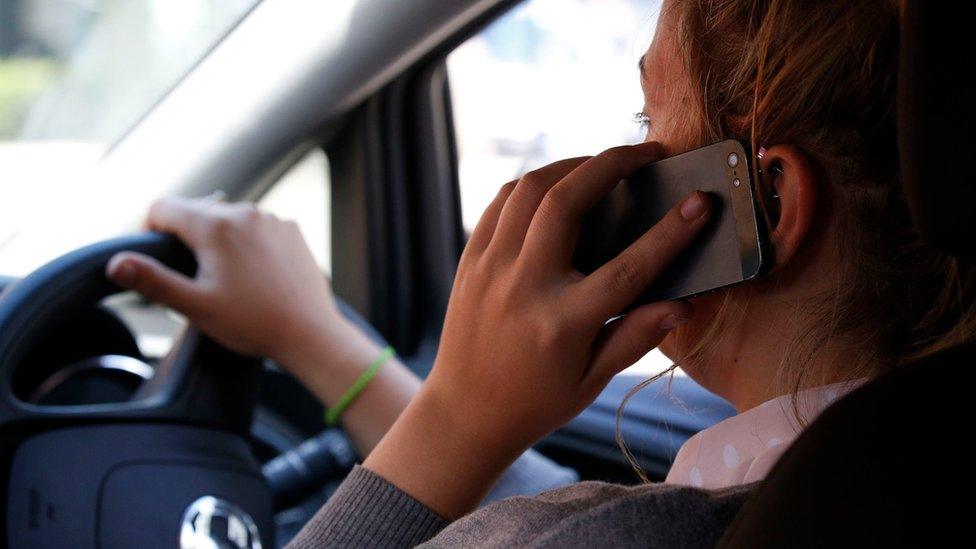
[572, 139, 767, 304]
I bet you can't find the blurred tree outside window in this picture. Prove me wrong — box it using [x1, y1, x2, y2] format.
[0, 0, 258, 141]
[0, 0, 259, 275]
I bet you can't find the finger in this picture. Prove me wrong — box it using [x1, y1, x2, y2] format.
[576, 191, 711, 321]
[523, 141, 663, 261]
[465, 180, 518, 254]
[145, 197, 212, 247]
[489, 157, 590, 256]
[584, 300, 693, 388]
[106, 251, 208, 319]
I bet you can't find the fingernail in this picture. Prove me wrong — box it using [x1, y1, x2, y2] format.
[108, 259, 136, 286]
[659, 314, 689, 331]
[680, 192, 707, 220]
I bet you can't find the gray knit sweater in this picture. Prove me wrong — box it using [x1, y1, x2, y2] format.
[287, 466, 754, 548]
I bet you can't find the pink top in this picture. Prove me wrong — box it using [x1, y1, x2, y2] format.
[665, 379, 867, 489]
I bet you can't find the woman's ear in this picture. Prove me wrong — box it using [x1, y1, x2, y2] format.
[758, 145, 817, 271]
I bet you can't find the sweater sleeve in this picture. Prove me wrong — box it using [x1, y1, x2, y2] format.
[286, 448, 575, 548]
[286, 465, 448, 549]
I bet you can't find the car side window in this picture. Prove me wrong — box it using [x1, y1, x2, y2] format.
[258, 147, 332, 276]
[447, 0, 671, 377]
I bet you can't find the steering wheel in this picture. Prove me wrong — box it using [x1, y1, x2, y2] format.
[0, 233, 272, 548]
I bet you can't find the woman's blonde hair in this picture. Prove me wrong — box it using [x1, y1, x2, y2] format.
[617, 0, 976, 481]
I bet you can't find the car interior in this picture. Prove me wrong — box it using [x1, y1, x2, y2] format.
[0, 0, 970, 547]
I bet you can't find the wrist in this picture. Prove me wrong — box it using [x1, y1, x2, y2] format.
[363, 382, 522, 518]
[272, 317, 382, 406]
[419, 380, 528, 458]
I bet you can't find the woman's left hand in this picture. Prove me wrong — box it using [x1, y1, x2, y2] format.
[365, 141, 712, 518]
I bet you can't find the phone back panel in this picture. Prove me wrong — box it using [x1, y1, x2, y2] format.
[573, 140, 764, 304]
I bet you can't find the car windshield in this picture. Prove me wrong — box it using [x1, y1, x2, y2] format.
[0, 0, 260, 275]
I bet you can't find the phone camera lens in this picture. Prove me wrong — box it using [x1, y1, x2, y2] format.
[727, 153, 739, 168]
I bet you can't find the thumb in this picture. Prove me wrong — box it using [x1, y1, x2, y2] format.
[585, 300, 694, 387]
[106, 251, 207, 318]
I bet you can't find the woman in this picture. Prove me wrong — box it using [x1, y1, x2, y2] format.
[106, 0, 973, 546]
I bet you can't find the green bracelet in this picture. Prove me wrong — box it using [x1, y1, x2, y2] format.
[324, 345, 395, 427]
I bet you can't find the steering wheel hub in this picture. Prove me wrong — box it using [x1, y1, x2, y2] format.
[0, 234, 272, 548]
[181, 496, 263, 549]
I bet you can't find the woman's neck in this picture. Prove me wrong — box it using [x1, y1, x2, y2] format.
[677, 290, 861, 413]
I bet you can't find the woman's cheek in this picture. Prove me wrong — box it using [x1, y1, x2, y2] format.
[658, 331, 677, 359]
[658, 293, 724, 362]
[658, 322, 694, 362]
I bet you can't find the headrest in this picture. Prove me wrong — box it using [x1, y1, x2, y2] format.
[898, 0, 976, 260]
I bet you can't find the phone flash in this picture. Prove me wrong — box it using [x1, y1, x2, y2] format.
[733, 178, 741, 187]
[727, 153, 739, 168]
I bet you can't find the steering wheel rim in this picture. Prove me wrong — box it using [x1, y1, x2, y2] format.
[0, 233, 275, 548]
[0, 232, 261, 432]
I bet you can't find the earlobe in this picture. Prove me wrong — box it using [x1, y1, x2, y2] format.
[758, 145, 818, 271]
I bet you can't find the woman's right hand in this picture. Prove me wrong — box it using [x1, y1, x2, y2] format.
[105, 198, 359, 375]
[365, 141, 712, 518]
